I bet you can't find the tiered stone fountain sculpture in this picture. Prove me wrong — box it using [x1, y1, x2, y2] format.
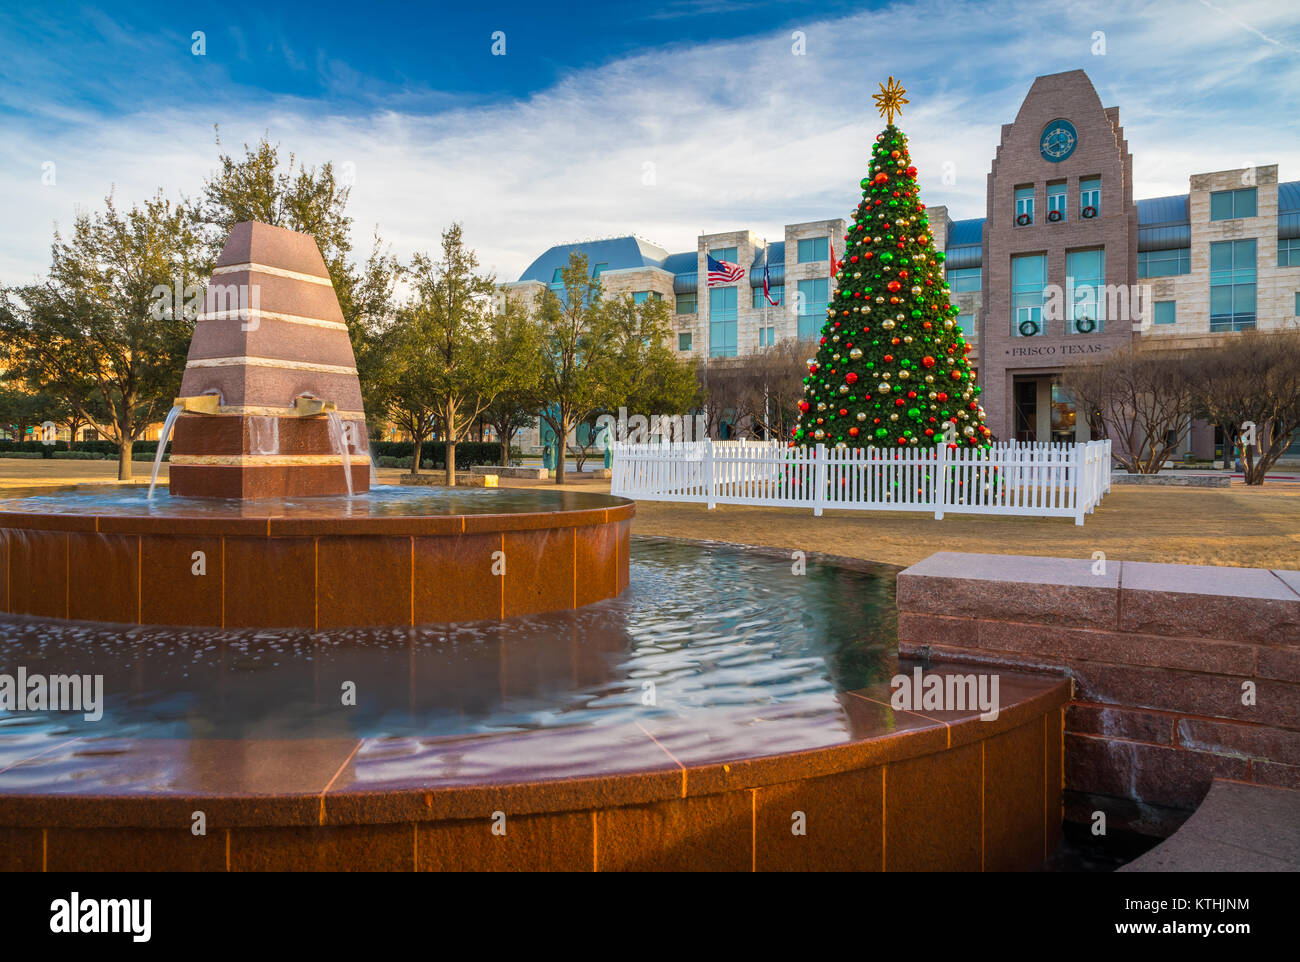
[168, 221, 369, 498]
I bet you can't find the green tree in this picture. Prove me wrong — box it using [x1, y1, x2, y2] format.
[1, 192, 203, 478]
[536, 254, 622, 484]
[602, 292, 698, 420]
[483, 289, 546, 468]
[793, 122, 987, 450]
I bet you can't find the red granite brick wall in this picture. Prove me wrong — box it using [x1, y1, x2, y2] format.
[896, 552, 1300, 837]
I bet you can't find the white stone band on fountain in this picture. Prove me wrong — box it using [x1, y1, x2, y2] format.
[185, 356, 359, 375]
[212, 262, 334, 285]
[197, 308, 349, 331]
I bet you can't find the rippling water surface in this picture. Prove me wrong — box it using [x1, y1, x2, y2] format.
[0, 538, 896, 741]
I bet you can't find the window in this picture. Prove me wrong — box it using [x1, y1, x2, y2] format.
[709, 287, 738, 357]
[796, 278, 828, 340]
[797, 237, 828, 263]
[956, 313, 975, 337]
[1210, 239, 1257, 332]
[549, 267, 565, 288]
[1066, 248, 1106, 334]
[758, 326, 777, 347]
[1210, 188, 1257, 221]
[592, 262, 608, 279]
[1080, 177, 1101, 217]
[1015, 186, 1034, 224]
[632, 291, 662, 303]
[1047, 182, 1067, 221]
[1154, 301, 1176, 325]
[753, 284, 784, 309]
[1138, 248, 1191, 277]
[710, 247, 737, 264]
[1012, 254, 1047, 336]
[1295, 292, 1299, 316]
[675, 292, 697, 314]
[946, 267, 981, 292]
[1279, 238, 1300, 268]
[678, 333, 693, 352]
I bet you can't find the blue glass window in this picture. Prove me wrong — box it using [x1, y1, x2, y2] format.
[710, 247, 737, 264]
[797, 237, 828, 263]
[1015, 186, 1034, 224]
[1210, 188, 1257, 221]
[1278, 238, 1300, 268]
[796, 278, 828, 340]
[1153, 301, 1176, 325]
[675, 292, 697, 314]
[1209, 239, 1256, 332]
[678, 333, 692, 351]
[1079, 177, 1101, 216]
[753, 284, 784, 308]
[1047, 182, 1067, 221]
[1138, 248, 1191, 277]
[1012, 254, 1047, 336]
[946, 267, 981, 292]
[1066, 248, 1106, 333]
[709, 286, 738, 357]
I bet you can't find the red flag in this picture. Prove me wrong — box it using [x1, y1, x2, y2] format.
[829, 237, 836, 278]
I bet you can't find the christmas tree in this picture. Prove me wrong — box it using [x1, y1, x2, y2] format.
[794, 78, 991, 451]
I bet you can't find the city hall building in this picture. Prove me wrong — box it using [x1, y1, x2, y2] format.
[509, 70, 1300, 455]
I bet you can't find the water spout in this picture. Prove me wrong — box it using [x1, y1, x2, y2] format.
[146, 404, 185, 500]
[326, 410, 354, 498]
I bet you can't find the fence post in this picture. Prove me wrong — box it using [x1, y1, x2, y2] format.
[1073, 443, 1085, 525]
[704, 437, 716, 510]
[934, 442, 947, 520]
[814, 443, 826, 517]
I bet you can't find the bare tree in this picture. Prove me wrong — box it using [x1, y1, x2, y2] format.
[1191, 330, 1300, 485]
[1060, 348, 1196, 473]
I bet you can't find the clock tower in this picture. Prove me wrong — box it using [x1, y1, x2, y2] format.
[978, 70, 1138, 443]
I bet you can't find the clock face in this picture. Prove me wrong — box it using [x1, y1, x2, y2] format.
[1040, 119, 1078, 162]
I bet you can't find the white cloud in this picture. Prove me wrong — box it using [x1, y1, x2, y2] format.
[2, 0, 1297, 286]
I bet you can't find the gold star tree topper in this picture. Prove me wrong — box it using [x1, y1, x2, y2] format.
[873, 76, 908, 125]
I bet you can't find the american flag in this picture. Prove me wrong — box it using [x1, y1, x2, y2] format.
[706, 252, 745, 287]
[761, 251, 780, 306]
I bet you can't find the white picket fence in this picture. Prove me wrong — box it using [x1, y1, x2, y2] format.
[610, 439, 1112, 525]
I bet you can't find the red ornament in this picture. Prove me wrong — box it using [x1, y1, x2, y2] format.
[921, 356, 935, 368]
[883, 354, 894, 363]
[849, 426, 860, 437]
[798, 401, 810, 412]
[845, 372, 859, 385]
[951, 371, 963, 381]
[887, 280, 901, 292]
[936, 392, 948, 402]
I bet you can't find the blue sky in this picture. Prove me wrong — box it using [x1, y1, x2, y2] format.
[2, 0, 1297, 284]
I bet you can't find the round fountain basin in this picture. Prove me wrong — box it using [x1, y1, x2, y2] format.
[0, 486, 632, 628]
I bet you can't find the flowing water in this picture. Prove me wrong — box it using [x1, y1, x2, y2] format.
[145, 404, 184, 500]
[326, 410, 354, 497]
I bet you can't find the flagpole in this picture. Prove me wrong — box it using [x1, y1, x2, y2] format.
[700, 235, 709, 439]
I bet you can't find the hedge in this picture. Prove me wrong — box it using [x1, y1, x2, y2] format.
[0, 438, 515, 466]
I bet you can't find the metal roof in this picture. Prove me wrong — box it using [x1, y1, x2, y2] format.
[1279, 181, 1300, 213]
[947, 218, 985, 247]
[1136, 194, 1189, 226]
[518, 236, 670, 283]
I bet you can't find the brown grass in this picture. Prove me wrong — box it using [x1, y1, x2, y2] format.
[5, 459, 1296, 570]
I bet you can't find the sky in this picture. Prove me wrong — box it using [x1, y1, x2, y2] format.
[1, 0, 1297, 285]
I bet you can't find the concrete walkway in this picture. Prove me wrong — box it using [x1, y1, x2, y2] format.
[1119, 780, 1300, 872]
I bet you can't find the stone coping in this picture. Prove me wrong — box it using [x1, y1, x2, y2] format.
[0, 498, 634, 538]
[898, 552, 1300, 643]
[0, 666, 1069, 829]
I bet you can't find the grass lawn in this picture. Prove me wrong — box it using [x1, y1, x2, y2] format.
[3, 458, 1296, 570]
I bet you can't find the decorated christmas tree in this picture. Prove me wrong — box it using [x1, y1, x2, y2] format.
[794, 78, 991, 451]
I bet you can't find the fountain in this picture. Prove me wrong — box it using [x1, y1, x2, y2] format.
[0, 222, 1067, 873]
[0, 222, 632, 629]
